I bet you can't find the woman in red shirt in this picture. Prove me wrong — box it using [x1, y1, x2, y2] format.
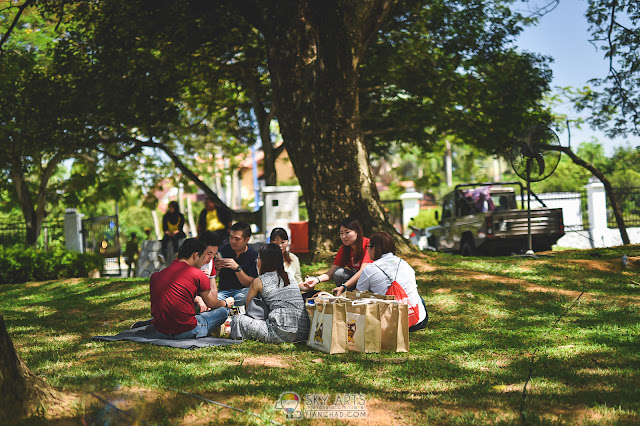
[303, 217, 372, 296]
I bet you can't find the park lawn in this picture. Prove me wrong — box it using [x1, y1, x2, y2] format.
[1, 247, 639, 425]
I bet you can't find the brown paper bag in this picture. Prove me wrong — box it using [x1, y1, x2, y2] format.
[378, 300, 409, 352]
[345, 291, 394, 301]
[307, 301, 348, 354]
[346, 300, 381, 353]
[305, 293, 349, 323]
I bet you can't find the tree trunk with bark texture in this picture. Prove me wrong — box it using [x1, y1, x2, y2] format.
[237, 0, 407, 257]
[0, 315, 63, 422]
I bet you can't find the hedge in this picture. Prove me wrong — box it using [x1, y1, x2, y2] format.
[0, 245, 104, 284]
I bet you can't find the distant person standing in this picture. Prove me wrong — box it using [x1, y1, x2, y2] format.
[124, 232, 140, 278]
[160, 201, 186, 262]
[197, 197, 232, 240]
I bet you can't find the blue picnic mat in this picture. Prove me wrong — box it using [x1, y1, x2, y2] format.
[92, 325, 242, 350]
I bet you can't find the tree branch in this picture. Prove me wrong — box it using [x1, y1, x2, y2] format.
[97, 145, 143, 161]
[0, 0, 35, 52]
[35, 151, 68, 220]
[136, 138, 232, 214]
[547, 145, 630, 245]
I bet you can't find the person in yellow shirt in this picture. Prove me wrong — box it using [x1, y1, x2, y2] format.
[160, 201, 187, 261]
[197, 197, 232, 241]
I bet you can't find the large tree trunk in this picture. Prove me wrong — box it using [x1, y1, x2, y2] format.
[0, 315, 63, 422]
[238, 0, 405, 257]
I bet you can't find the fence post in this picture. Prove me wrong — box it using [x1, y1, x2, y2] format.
[400, 189, 423, 237]
[64, 208, 84, 252]
[585, 178, 607, 248]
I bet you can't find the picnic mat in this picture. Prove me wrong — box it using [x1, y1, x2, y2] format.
[92, 325, 242, 350]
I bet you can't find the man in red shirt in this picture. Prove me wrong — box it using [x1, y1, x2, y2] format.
[150, 238, 234, 338]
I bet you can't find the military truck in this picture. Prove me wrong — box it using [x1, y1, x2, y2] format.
[427, 182, 565, 255]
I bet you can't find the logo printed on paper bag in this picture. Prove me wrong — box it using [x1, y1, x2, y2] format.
[313, 323, 323, 343]
[347, 320, 356, 343]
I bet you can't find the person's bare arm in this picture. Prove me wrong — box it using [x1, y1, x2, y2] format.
[194, 295, 210, 312]
[218, 258, 254, 287]
[303, 264, 339, 288]
[246, 278, 263, 307]
[333, 266, 368, 296]
[199, 287, 233, 309]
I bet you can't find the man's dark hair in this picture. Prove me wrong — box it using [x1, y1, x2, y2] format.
[177, 238, 206, 260]
[199, 230, 224, 247]
[230, 222, 252, 239]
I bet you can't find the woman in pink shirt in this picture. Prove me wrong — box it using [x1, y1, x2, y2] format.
[303, 217, 372, 296]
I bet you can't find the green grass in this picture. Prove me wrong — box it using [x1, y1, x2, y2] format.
[1, 246, 639, 424]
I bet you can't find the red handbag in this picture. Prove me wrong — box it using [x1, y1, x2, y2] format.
[377, 261, 420, 327]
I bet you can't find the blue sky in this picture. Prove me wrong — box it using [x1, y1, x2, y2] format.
[514, 0, 639, 155]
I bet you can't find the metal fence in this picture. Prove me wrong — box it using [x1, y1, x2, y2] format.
[607, 187, 640, 228]
[382, 199, 404, 234]
[524, 191, 590, 232]
[0, 220, 65, 249]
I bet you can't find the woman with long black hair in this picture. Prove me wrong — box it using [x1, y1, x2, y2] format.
[303, 217, 372, 296]
[230, 243, 310, 343]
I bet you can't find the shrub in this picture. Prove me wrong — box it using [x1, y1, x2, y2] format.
[408, 208, 441, 229]
[0, 245, 104, 284]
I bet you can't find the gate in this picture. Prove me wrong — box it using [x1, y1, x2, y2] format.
[381, 200, 404, 234]
[82, 215, 121, 276]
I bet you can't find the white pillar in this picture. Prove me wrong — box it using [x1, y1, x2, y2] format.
[444, 140, 453, 187]
[400, 190, 423, 237]
[64, 208, 84, 252]
[585, 178, 607, 248]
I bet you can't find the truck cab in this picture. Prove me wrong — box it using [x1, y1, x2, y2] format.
[428, 182, 565, 256]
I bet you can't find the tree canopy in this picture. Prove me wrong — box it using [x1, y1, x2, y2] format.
[575, 0, 640, 138]
[1, 0, 555, 251]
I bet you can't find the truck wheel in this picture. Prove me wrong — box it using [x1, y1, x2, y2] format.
[461, 239, 476, 256]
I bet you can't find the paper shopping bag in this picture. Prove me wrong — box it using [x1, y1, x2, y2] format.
[345, 290, 394, 301]
[307, 301, 348, 354]
[305, 293, 349, 323]
[378, 300, 409, 352]
[346, 300, 381, 353]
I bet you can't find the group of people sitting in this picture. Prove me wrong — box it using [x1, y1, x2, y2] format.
[147, 216, 428, 344]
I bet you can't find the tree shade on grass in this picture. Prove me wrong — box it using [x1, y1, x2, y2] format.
[0, 247, 638, 423]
